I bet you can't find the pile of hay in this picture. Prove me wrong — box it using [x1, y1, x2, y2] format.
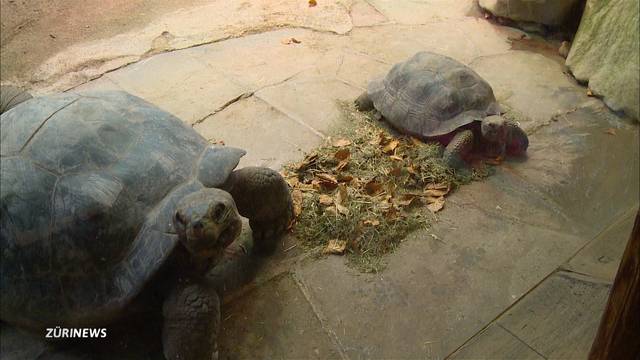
[283, 102, 490, 272]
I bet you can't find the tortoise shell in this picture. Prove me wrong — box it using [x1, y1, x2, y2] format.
[0, 91, 240, 328]
[368, 51, 500, 138]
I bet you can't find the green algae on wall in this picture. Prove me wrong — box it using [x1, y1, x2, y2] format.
[566, 0, 640, 121]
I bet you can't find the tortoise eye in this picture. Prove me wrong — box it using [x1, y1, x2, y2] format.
[212, 203, 227, 222]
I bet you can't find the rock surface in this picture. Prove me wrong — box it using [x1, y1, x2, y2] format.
[479, 0, 581, 26]
[566, 0, 640, 121]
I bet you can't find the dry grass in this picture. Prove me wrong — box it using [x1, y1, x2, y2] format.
[284, 102, 490, 272]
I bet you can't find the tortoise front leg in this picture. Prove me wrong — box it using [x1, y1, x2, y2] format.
[443, 130, 474, 169]
[162, 281, 221, 360]
[223, 167, 292, 255]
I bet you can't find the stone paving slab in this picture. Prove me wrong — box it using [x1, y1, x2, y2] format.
[448, 324, 544, 360]
[26, 0, 355, 93]
[504, 104, 640, 238]
[255, 74, 361, 136]
[295, 198, 586, 359]
[563, 207, 638, 282]
[105, 51, 247, 124]
[218, 274, 341, 360]
[367, 0, 477, 24]
[497, 271, 611, 359]
[347, 20, 517, 68]
[194, 96, 322, 170]
[349, 0, 389, 27]
[182, 29, 331, 91]
[470, 51, 586, 129]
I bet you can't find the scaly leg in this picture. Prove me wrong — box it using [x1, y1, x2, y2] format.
[443, 130, 474, 169]
[162, 281, 221, 360]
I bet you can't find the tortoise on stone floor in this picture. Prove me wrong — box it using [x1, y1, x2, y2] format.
[355, 51, 529, 168]
[0, 91, 292, 360]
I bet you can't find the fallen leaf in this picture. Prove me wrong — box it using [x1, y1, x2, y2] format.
[605, 128, 617, 136]
[336, 185, 348, 205]
[382, 139, 399, 154]
[308, 0, 317, 7]
[316, 173, 338, 184]
[281, 37, 302, 45]
[332, 138, 352, 147]
[292, 190, 303, 217]
[363, 219, 380, 226]
[426, 182, 449, 191]
[334, 148, 351, 160]
[389, 166, 402, 177]
[395, 194, 418, 207]
[335, 203, 350, 215]
[319, 194, 333, 206]
[390, 155, 404, 161]
[335, 160, 349, 172]
[587, 89, 594, 97]
[296, 153, 318, 171]
[285, 176, 300, 188]
[425, 188, 449, 197]
[384, 206, 399, 220]
[427, 197, 445, 213]
[337, 174, 354, 183]
[364, 180, 383, 195]
[323, 239, 347, 255]
[372, 131, 390, 146]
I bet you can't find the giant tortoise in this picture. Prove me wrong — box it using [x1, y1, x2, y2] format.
[356, 51, 529, 168]
[0, 90, 292, 359]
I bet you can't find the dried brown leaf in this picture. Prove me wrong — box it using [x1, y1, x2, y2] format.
[364, 180, 383, 195]
[425, 188, 449, 197]
[363, 219, 380, 226]
[382, 139, 399, 154]
[336, 185, 348, 205]
[296, 153, 318, 171]
[427, 197, 445, 213]
[332, 138, 352, 147]
[319, 194, 333, 206]
[390, 166, 402, 177]
[335, 160, 349, 172]
[323, 239, 346, 255]
[390, 155, 404, 161]
[308, 0, 318, 7]
[605, 128, 617, 136]
[337, 174, 354, 183]
[334, 148, 351, 160]
[292, 189, 303, 217]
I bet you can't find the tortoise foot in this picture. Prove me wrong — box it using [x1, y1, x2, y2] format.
[162, 281, 220, 360]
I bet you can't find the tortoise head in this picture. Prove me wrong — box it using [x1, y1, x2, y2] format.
[481, 115, 508, 143]
[173, 188, 242, 272]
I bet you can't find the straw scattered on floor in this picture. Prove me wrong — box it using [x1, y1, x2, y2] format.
[283, 101, 491, 272]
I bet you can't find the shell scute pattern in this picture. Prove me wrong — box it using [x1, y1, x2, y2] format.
[368, 52, 499, 138]
[0, 91, 212, 328]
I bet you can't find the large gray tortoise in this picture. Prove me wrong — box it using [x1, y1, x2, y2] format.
[0, 91, 292, 359]
[356, 51, 528, 168]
